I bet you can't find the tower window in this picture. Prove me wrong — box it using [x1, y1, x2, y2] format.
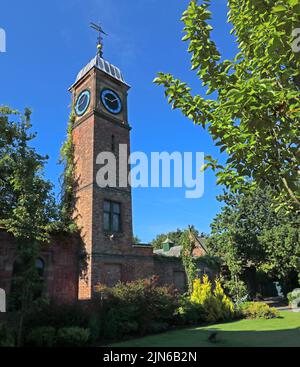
[103, 200, 121, 233]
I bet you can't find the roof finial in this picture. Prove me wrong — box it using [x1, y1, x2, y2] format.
[90, 22, 107, 58]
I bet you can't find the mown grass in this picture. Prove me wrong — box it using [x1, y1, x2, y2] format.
[110, 311, 300, 347]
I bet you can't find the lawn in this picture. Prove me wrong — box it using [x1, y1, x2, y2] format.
[110, 311, 300, 347]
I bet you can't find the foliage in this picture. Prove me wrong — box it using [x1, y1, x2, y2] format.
[174, 296, 206, 325]
[197, 255, 221, 273]
[0, 106, 58, 241]
[180, 226, 198, 293]
[259, 223, 300, 280]
[151, 228, 184, 250]
[93, 277, 179, 339]
[223, 277, 248, 304]
[26, 326, 56, 347]
[207, 187, 300, 298]
[151, 226, 211, 294]
[154, 0, 300, 212]
[191, 275, 235, 323]
[0, 323, 15, 347]
[56, 327, 90, 347]
[133, 235, 141, 244]
[214, 278, 235, 319]
[239, 302, 279, 319]
[24, 300, 90, 331]
[151, 227, 206, 250]
[0, 106, 59, 344]
[287, 288, 300, 307]
[59, 109, 78, 232]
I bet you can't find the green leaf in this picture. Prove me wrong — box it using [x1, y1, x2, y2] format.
[272, 5, 286, 12]
[288, 0, 298, 7]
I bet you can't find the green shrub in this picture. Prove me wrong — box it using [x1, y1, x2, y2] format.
[287, 289, 300, 308]
[88, 313, 101, 344]
[174, 297, 206, 325]
[56, 327, 90, 347]
[93, 276, 179, 339]
[239, 302, 279, 319]
[26, 326, 56, 347]
[0, 323, 15, 347]
[24, 301, 90, 331]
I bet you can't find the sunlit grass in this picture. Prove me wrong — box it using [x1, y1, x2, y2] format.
[110, 311, 300, 347]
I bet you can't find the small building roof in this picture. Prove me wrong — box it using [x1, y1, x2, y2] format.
[154, 237, 208, 258]
[162, 237, 175, 245]
[154, 245, 182, 258]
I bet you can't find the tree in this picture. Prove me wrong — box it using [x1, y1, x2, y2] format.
[0, 107, 58, 344]
[259, 223, 300, 282]
[207, 187, 300, 298]
[133, 236, 141, 244]
[151, 228, 184, 250]
[154, 0, 300, 212]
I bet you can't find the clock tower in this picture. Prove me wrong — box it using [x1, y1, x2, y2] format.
[69, 40, 136, 299]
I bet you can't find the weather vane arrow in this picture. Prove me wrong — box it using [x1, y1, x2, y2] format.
[90, 22, 107, 58]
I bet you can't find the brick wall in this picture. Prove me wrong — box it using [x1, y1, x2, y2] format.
[153, 256, 187, 290]
[0, 229, 80, 304]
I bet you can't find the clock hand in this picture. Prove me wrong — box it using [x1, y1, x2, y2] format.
[105, 96, 118, 103]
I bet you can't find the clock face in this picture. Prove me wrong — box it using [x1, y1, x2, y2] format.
[75, 90, 90, 116]
[101, 89, 122, 114]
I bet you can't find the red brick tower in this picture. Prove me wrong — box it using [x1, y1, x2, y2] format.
[69, 47, 136, 299]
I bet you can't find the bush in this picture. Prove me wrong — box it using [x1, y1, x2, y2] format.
[190, 276, 235, 323]
[24, 301, 90, 331]
[56, 327, 90, 347]
[26, 326, 56, 347]
[88, 313, 102, 344]
[174, 297, 206, 325]
[287, 289, 300, 308]
[0, 323, 15, 347]
[93, 276, 179, 340]
[239, 302, 279, 319]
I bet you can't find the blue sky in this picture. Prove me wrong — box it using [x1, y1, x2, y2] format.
[0, 0, 236, 243]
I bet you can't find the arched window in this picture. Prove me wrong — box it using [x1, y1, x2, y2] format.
[10, 257, 46, 309]
[35, 258, 45, 277]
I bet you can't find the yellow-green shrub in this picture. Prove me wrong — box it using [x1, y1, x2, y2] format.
[190, 275, 235, 323]
[239, 302, 279, 319]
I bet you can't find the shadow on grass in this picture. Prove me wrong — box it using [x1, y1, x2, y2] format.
[179, 327, 300, 347]
[110, 313, 300, 348]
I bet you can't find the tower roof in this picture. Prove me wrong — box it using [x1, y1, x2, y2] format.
[72, 54, 129, 88]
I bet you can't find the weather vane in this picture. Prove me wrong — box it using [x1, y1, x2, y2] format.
[90, 22, 107, 58]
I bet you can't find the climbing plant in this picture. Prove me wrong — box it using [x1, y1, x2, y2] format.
[181, 226, 198, 293]
[59, 109, 78, 232]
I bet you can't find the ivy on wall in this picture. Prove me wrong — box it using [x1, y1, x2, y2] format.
[59, 109, 78, 233]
